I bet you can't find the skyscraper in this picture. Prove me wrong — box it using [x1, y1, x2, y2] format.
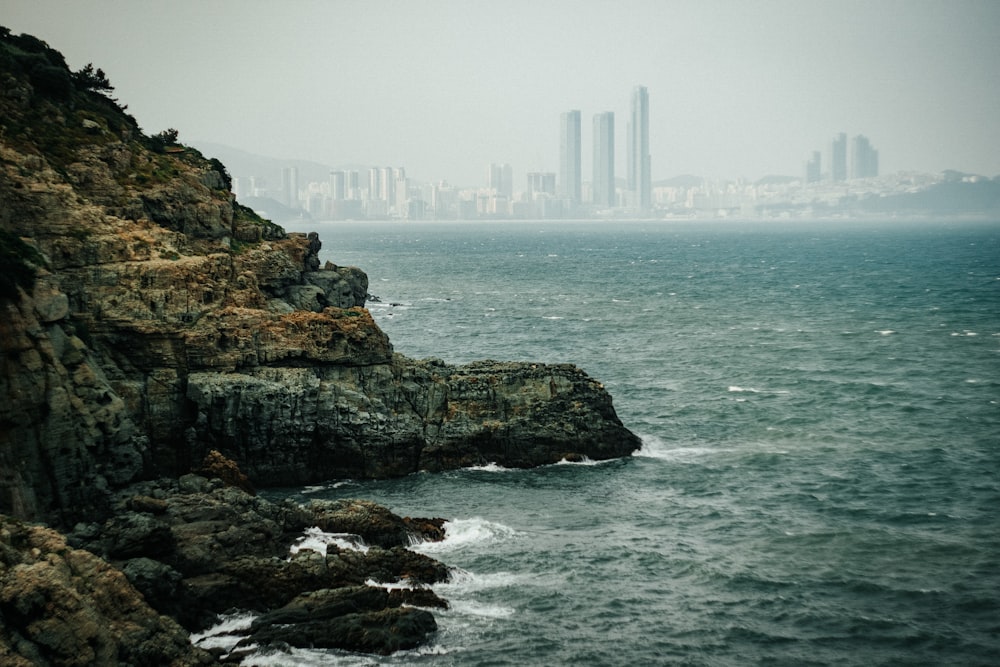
[627, 86, 651, 209]
[559, 110, 582, 204]
[281, 166, 299, 208]
[850, 135, 879, 179]
[488, 163, 513, 198]
[527, 172, 556, 196]
[330, 171, 345, 200]
[829, 132, 847, 182]
[804, 151, 821, 183]
[367, 168, 381, 201]
[593, 112, 615, 207]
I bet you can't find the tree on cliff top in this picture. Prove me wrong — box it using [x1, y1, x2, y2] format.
[71, 62, 114, 94]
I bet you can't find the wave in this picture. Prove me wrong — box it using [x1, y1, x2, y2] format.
[632, 434, 723, 461]
[464, 461, 511, 472]
[728, 385, 791, 395]
[289, 526, 369, 557]
[190, 611, 257, 653]
[447, 599, 516, 619]
[412, 517, 517, 554]
[299, 480, 356, 494]
[555, 455, 603, 466]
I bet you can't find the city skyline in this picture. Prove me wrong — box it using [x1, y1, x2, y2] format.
[6, 1, 999, 185]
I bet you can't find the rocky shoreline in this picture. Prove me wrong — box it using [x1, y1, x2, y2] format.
[4, 451, 452, 664]
[0, 27, 641, 663]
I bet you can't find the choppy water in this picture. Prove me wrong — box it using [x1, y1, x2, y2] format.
[249, 219, 999, 666]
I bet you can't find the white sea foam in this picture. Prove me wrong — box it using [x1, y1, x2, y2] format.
[448, 599, 515, 619]
[633, 434, 721, 461]
[877, 329, 896, 336]
[465, 461, 510, 472]
[364, 577, 422, 591]
[289, 526, 369, 557]
[300, 480, 356, 494]
[727, 385, 790, 395]
[190, 611, 257, 652]
[412, 517, 517, 554]
[555, 455, 600, 466]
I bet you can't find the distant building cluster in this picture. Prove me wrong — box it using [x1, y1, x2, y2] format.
[231, 91, 894, 221]
[804, 132, 879, 184]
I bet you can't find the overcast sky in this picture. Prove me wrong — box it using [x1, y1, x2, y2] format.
[6, 0, 1000, 186]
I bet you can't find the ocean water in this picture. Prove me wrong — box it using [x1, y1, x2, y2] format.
[245, 219, 999, 666]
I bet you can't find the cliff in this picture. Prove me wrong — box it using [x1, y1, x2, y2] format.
[0, 27, 642, 662]
[0, 28, 640, 526]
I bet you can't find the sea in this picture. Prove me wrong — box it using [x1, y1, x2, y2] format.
[215, 219, 999, 666]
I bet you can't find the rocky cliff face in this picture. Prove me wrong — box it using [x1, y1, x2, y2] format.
[0, 29, 640, 526]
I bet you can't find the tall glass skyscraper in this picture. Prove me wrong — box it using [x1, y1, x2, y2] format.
[593, 112, 615, 207]
[829, 132, 847, 182]
[850, 135, 879, 179]
[627, 86, 651, 210]
[560, 110, 582, 204]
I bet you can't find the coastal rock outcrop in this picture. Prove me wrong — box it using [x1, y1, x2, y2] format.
[0, 27, 639, 525]
[0, 514, 214, 666]
[0, 27, 640, 661]
[64, 462, 448, 658]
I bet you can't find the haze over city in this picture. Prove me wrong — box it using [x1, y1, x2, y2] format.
[6, 0, 1000, 187]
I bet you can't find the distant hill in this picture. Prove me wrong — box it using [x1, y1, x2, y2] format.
[755, 175, 797, 186]
[240, 195, 312, 223]
[655, 174, 703, 187]
[190, 140, 366, 186]
[857, 178, 1000, 215]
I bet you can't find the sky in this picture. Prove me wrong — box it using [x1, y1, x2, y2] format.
[5, 0, 1000, 187]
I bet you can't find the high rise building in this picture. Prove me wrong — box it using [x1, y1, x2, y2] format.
[559, 110, 582, 204]
[593, 112, 615, 207]
[330, 171, 346, 200]
[828, 132, 847, 182]
[488, 163, 513, 198]
[379, 167, 397, 203]
[367, 168, 381, 201]
[344, 170, 360, 200]
[281, 166, 299, 208]
[527, 172, 556, 196]
[850, 135, 879, 179]
[627, 86, 651, 209]
[804, 151, 822, 183]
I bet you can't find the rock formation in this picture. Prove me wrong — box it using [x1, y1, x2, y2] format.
[2, 457, 449, 662]
[0, 30, 639, 524]
[0, 26, 640, 661]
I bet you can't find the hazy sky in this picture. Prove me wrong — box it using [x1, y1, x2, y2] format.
[6, 0, 1000, 186]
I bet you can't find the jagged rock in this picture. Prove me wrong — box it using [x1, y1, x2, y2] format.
[242, 606, 437, 656]
[193, 450, 254, 495]
[64, 475, 450, 654]
[184, 357, 640, 484]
